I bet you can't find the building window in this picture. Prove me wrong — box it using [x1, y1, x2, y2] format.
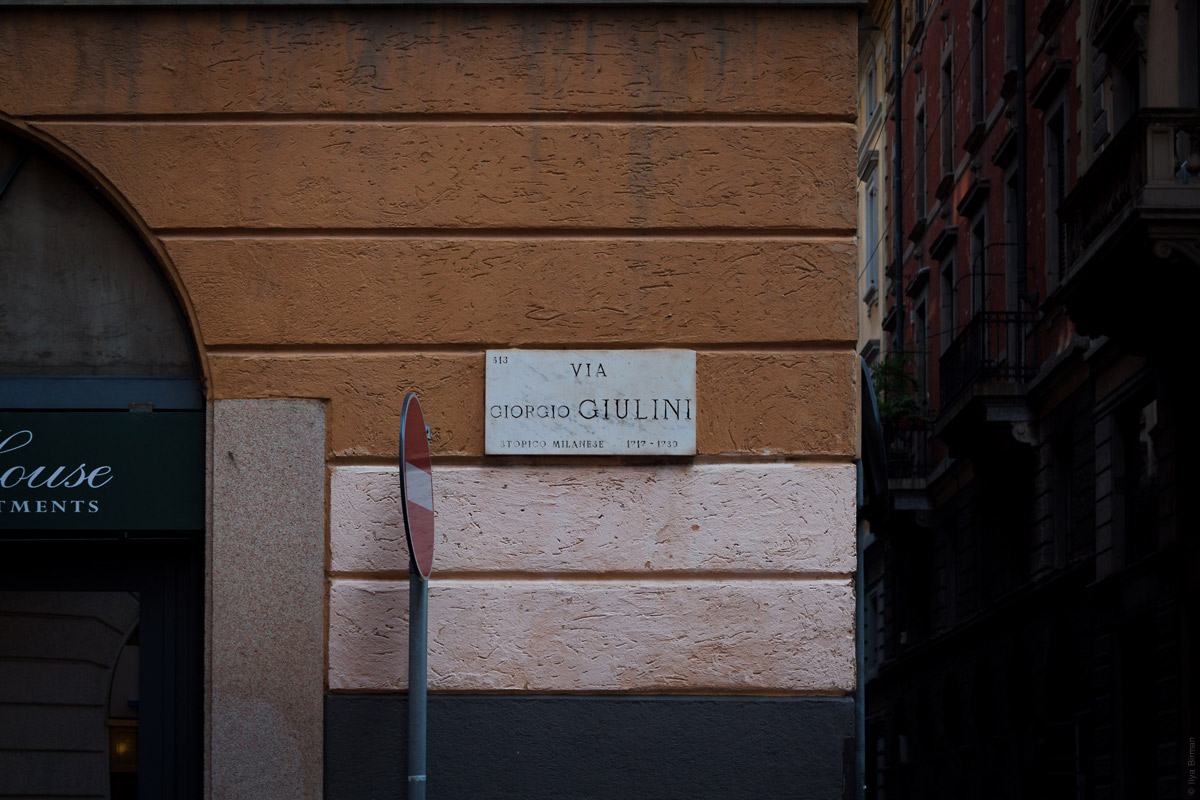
[970, 0, 986, 126]
[1004, 0, 1019, 72]
[864, 172, 880, 303]
[1119, 398, 1159, 564]
[1045, 105, 1067, 287]
[1003, 168, 1019, 311]
[1002, 168, 1024, 367]
[865, 60, 880, 124]
[915, 103, 928, 221]
[1182, 0, 1200, 105]
[940, 257, 956, 350]
[1051, 431, 1074, 568]
[865, 583, 885, 676]
[1113, 54, 1143, 132]
[914, 299, 929, 406]
[941, 50, 955, 177]
[969, 215, 987, 314]
[874, 734, 887, 800]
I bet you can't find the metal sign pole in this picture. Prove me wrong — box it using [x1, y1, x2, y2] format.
[407, 562, 428, 799]
[399, 394, 434, 799]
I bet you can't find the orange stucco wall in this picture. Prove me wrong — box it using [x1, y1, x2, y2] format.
[0, 6, 858, 460]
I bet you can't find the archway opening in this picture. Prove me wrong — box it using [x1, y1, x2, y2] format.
[1, 128, 204, 800]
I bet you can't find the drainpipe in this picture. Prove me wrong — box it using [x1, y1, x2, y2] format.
[855, 487, 868, 800]
[1015, 0, 1028, 310]
[892, 0, 906, 356]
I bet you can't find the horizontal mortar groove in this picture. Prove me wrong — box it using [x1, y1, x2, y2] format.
[0, 701, 106, 709]
[0, 745, 107, 754]
[0, 655, 109, 668]
[328, 573, 854, 584]
[0, 609, 126, 627]
[159, 227, 857, 240]
[207, 343, 857, 355]
[327, 454, 859, 468]
[323, 688, 853, 698]
[28, 113, 857, 126]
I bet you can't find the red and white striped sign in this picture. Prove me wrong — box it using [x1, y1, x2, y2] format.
[399, 393, 434, 579]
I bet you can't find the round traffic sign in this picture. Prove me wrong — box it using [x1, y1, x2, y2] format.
[399, 393, 434, 579]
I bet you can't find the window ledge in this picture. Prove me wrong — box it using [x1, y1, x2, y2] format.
[963, 121, 987, 154]
[935, 172, 955, 201]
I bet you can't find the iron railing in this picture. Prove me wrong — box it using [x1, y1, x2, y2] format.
[939, 311, 1038, 408]
[885, 424, 933, 480]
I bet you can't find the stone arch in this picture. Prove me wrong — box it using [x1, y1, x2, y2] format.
[0, 117, 207, 405]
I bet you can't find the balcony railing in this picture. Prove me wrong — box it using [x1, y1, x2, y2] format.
[885, 424, 932, 480]
[1063, 108, 1200, 273]
[939, 311, 1038, 408]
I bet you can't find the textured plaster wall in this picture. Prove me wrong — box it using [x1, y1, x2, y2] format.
[330, 464, 856, 575]
[328, 465, 856, 692]
[0, 10, 853, 116]
[330, 578, 854, 692]
[0, 4, 860, 704]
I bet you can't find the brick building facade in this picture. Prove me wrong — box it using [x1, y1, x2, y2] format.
[858, 0, 1197, 796]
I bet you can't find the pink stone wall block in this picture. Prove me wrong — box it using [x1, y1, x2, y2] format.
[328, 578, 854, 693]
[329, 464, 855, 575]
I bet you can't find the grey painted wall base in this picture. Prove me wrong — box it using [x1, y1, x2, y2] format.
[326, 694, 853, 800]
[210, 400, 326, 800]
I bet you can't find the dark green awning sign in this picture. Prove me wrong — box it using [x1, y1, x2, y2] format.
[0, 412, 204, 531]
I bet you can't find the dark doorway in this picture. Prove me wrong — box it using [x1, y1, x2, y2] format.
[0, 537, 203, 799]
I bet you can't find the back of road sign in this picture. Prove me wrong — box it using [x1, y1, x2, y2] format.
[399, 393, 434, 580]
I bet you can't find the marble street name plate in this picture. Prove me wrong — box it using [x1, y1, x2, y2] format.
[485, 350, 697, 456]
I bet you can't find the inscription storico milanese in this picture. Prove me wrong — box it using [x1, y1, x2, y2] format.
[485, 350, 696, 456]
